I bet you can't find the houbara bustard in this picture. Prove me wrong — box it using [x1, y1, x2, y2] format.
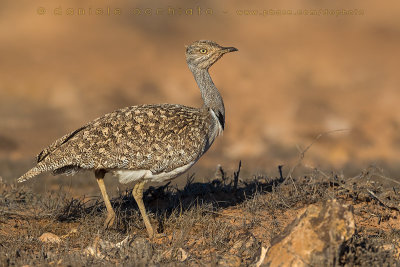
[17, 40, 238, 237]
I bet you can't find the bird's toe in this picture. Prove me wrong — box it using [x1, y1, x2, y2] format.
[104, 211, 116, 229]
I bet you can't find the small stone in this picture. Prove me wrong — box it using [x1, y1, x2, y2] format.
[177, 248, 188, 262]
[39, 232, 61, 244]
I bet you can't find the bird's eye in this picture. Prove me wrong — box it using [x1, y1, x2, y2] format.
[199, 48, 207, 54]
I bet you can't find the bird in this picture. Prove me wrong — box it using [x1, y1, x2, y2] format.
[17, 40, 238, 238]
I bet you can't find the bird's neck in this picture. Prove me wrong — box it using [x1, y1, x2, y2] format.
[189, 66, 225, 130]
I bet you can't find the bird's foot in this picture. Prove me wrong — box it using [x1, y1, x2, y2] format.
[103, 211, 116, 229]
[145, 229, 167, 241]
[144, 221, 167, 240]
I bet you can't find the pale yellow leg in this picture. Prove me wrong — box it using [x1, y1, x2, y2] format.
[95, 171, 116, 229]
[132, 181, 155, 237]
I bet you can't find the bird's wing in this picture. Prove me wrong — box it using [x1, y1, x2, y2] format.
[37, 125, 88, 163]
[37, 104, 212, 174]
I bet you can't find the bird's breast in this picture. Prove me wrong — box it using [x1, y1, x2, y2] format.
[113, 160, 196, 184]
[208, 110, 224, 140]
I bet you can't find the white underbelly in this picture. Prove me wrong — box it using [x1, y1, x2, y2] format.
[113, 161, 195, 184]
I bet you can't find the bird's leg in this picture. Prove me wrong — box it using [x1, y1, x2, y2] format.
[132, 181, 155, 238]
[95, 170, 116, 229]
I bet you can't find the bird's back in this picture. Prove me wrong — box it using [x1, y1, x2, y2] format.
[18, 104, 217, 182]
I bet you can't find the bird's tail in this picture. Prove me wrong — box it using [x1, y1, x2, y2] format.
[17, 163, 47, 183]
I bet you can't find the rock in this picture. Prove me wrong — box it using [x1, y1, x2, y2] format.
[38, 232, 61, 244]
[177, 248, 189, 262]
[263, 199, 355, 267]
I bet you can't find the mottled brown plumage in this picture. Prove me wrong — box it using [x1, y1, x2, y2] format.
[21, 104, 213, 180]
[17, 40, 238, 237]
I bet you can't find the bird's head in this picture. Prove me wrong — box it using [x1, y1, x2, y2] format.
[186, 40, 238, 70]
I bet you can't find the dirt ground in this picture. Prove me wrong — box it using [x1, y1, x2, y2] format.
[1, 163, 400, 266]
[1, 0, 400, 266]
[1, 0, 400, 174]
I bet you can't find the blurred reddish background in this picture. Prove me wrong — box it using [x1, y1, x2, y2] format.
[1, 0, 400, 180]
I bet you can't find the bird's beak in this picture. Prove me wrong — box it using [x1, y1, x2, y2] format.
[222, 46, 238, 53]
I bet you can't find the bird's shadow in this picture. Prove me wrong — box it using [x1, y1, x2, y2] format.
[55, 163, 285, 233]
